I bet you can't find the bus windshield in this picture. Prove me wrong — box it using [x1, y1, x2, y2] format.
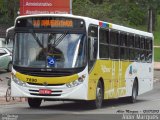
[13, 32, 87, 69]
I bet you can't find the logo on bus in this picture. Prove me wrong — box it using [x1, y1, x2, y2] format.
[101, 65, 111, 73]
[47, 56, 56, 67]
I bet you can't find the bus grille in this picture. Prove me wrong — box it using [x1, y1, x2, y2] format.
[27, 82, 65, 86]
[30, 93, 61, 96]
[29, 89, 62, 96]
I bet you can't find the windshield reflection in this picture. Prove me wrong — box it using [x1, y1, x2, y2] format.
[13, 33, 87, 69]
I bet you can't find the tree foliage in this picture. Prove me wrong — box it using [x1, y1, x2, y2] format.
[0, 0, 19, 25]
[0, 0, 160, 31]
[89, 0, 103, 4]
[73, 0, 160, 31]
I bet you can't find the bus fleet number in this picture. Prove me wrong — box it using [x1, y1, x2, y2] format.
[26, 78, 37, 83]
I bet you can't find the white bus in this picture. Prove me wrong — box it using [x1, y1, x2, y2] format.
[11, 14, 153, 108]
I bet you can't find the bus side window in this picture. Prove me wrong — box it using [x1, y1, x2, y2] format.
[146, 51, 152, 63]
[99, 28, 109, 59]
[120, 33, 127, 46]
[128, 34, 134, 47]
[88, 25, 98, 71]
[146, 38, 152, 63]
[89, 37, 98, 61]
[135, 36, 140, 48]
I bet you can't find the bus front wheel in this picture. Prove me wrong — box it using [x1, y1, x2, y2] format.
[90, 81, 104, 109]
[28, 98, 42, 108]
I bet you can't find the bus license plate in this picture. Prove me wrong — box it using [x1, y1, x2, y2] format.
[39, 89, 52, 94]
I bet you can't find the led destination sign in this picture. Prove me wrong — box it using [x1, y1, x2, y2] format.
[15, 17, 85, 29]
[33, 20, 73, 28]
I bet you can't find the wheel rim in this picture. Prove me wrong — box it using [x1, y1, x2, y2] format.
[96, 85, 103, 108]
[132, 83, 137, 102]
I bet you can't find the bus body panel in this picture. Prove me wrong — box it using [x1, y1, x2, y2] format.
[88, 60, 153, 100]
[88, 60, 128, 100]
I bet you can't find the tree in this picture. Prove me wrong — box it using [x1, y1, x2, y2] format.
[147, 0, 160, 32]
[135, 0, 160, 32]
[0, 0, 19, 25]
[89, 0, 103, 4]
[69, 0, 160, 32]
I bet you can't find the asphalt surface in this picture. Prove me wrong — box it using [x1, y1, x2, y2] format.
[0, 82, 160, 120]
[0, 71, 9, 96]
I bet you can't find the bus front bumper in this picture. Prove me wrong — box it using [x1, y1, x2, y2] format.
[11, 80, 88, 100]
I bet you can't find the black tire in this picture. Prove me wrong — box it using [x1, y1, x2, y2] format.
[90, 81, 104, 109]
[128, 80, 138, 103]
[28, 98, 42, 108]
[7, 62, 12, 72]
[6, 87, 11, 102]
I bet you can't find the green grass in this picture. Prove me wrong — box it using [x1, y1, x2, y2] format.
[154, 48, 160, 62]
[154, 15, 160, 46]
[153, 15, 160, 62]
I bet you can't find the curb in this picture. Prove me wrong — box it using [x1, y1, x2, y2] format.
[154, 68, 160, 71]
[154, 62, 160, 70]
[154, 46, 160, 48]
[154, 78, 160, 83]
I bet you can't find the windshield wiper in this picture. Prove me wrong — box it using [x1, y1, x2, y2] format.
[54, 33, 67, 46]
[31, 32, 44, 48]
[48, 32, 68, 47]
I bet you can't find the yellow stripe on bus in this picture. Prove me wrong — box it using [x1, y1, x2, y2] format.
[15, 72, 79, 84]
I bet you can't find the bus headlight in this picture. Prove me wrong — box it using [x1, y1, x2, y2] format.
[12, 75, 27, 87]
[66, 75, 85, 88]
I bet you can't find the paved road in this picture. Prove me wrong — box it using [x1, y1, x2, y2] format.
[154, 70, 160, 80]
[0, 82, 160, 120]
[0, 71, 10, 96]
[0, 71, 160, 120]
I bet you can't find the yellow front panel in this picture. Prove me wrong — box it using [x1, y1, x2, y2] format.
[15, 72, 79, 84]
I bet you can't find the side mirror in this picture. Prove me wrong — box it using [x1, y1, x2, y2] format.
[5, 26, 15, 44]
